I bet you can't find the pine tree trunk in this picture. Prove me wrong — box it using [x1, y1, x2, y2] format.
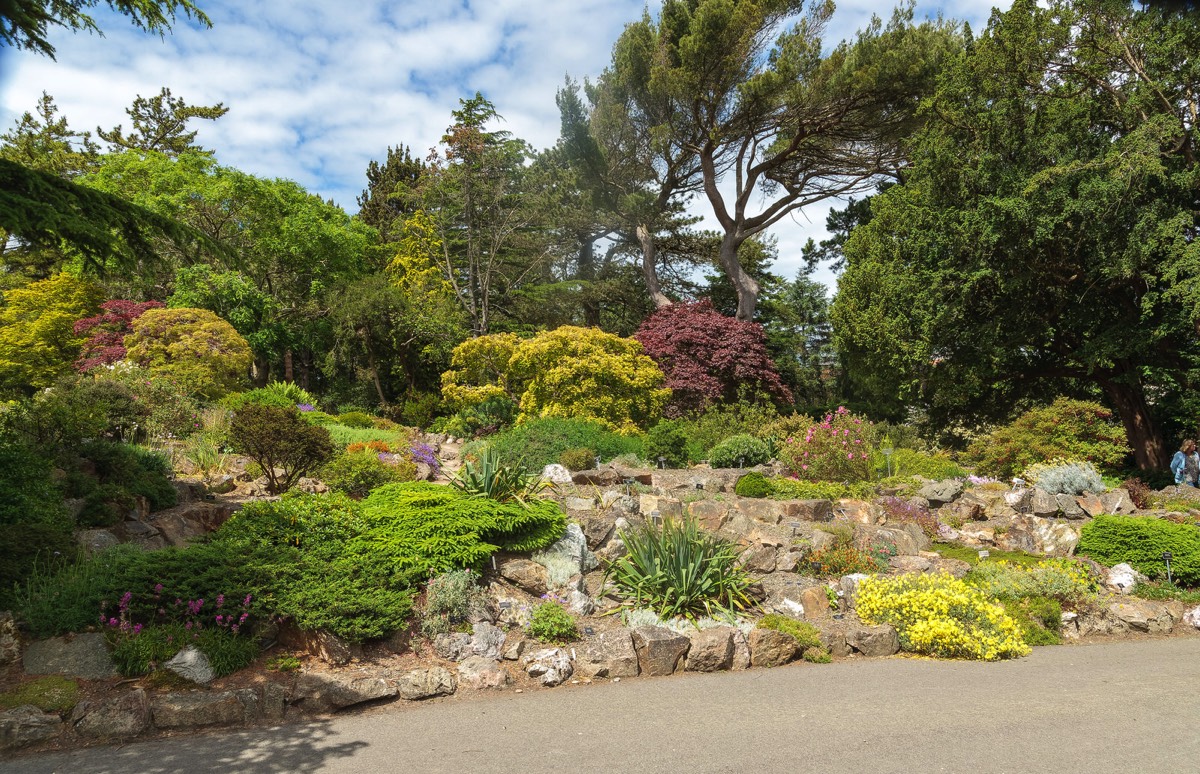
[636, 224, 672, 309]
[1100, 378, 1168, 471]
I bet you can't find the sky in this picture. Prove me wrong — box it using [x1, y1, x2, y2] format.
[0, 0, 1007, 291]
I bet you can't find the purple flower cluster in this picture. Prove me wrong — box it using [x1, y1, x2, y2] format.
[296, 403, 315, 412]
[409, 442, 440, 475]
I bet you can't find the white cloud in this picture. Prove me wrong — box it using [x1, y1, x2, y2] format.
[0, 0, 1008, 294]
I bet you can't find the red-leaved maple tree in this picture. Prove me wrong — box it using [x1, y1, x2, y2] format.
[74, 299, 164, 372]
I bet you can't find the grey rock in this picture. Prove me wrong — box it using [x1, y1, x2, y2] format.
[433, 632, 472, 662]
[293, 674, 396, 712]
[1108, 601, 1174, 634]
[72, 689, 149, 739]
[1055, 494, 1085, 519]
[940, 498, 984, 525]
[739, 544, 778, 574]
[577, 628, 639, 679]
[1183, 605, 1200, 630]
[819, 625, 852, 658]
[540, 523, 599, 574]
[164, 645, 214, 685]
[77, 529, 122, 553]
[397, 667, 456, 700]
[501, 631, 529, 661]
[748, 628, 799, 667]
[839, 573, 870, 609]
[23, 633, 117, 680]
[855, 524, 922, 557]
[1029, 488, 1059, 517]
[458, 656, 511, 689]
[235, 688, 261, 723]
[498, 558, 550, 596]
[1100, 489, 1137, 515]
[784, 499, 834, 522]
[0, 611, 19, 666]
[888, 555, 932, 574]
[469, 622, 506, 660]
[262, 682, 287, 720]
[493, 594, 533, 628]
[997, 516, 1082, 557]
[1004, 488, 1033, 512]
[846, 623, 900, 657]
[205, 474, 237, 494]
[0, 705, 61, 751]
[776, 551, 803, 573]
[685, 627, 735, 672]
[731, 629, 751, 670]
[151, 691, 248, 728]
[578, 512, 615, 549]
[523, 648, 573, 687]
[564, 589, 596, 616]
[917, 479, 963, 506]
[631, 626, 690, 676]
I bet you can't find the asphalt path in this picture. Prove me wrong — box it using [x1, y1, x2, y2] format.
[7, 637, 1200, 774]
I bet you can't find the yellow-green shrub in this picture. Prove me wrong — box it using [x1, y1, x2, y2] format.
[125, 308, 252, 399]
[855, 573, 1031, 661]
[441, 326, 669, 433]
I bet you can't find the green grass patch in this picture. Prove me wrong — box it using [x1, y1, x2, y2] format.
[931, 542, 1046, 568]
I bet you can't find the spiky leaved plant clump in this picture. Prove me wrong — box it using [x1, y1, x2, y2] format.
[604, 516, 753, 621]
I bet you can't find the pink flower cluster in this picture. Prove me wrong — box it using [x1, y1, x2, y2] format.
[778, 406, 873, 482]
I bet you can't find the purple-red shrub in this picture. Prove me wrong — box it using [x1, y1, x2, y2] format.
[74, 300, 164, 372]
[634, 300, 792, 415]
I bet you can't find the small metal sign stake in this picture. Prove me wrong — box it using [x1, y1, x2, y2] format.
[658, 456, 666, 469]
[650, 510, 662, 527]
[491, 556, 497, 571]
[1163, 551, 1174, 584]
[583, 626, 595, 636]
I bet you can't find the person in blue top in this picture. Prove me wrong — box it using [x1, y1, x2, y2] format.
[1170, 439, 1200, 486]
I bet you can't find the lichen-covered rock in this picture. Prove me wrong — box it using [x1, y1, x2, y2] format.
[917, 479, 963, 506]
[0, 612, 19, 666]
[577, 628, 639, 679]
[151, 691, 249, 728]
[433, 632, 472, 662]
[292, 674, 396, 712]
[748, 628, 799, 667]
[845, 623, 900, 657]
[739, 544, 778, 574]
[684, 627, 734, 672]
[397, 667, 456, 700]
[72, 689, 149, 739]
[0, 705, 61, 751]
[523, 648, 572, 687]
[469, 622, 506, 660]
[458, 656, 511, 689]
[631, 626, 689, 676]
[1107, 601, 1174, 634]
[22, 633, 117, 680]
[498, 558, 550, 597]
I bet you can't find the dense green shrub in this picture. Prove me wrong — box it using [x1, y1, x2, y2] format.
[337, 411, 375, 429]
[558, 447, 596, 471]
[230, 404, 336, 493]
[324, 424, 410, 448]
[963, 398, 1131, 478]
[420, 569, 488, 638]
[1078, 516, 1200, 586]
[734, 472, 773, 498]
[645, 420, 689, 467]
[109, 624, 259, 678]
[477, 417, 643, 471]
[708, 434, 770, 468]
[873, 448, 965, 480]
[362, 482, 566, 574]
[81, 441, 177, 511]
[674, 398, 779, 462]
[604, 517, 752, 621]
[125, 307, 252, 400]
[430, 395, 518, 439]
[320, 450, 414, 498]
[224, 382, 321, 412]
[766, 478, 877, 501]
[527, 600, 578, 644]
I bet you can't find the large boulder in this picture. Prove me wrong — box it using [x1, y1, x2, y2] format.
[1105, 563, 1146, 594]
[997, 516, 1082, 557]
[538, 523, 599, 575]
[433, 632, 472, 662]
[469, 622, 506, 660]
[458, 656, 511, 690]
[498, 558, 550, 597]
[631, 626, 690, 676]
[1055, 494, 1086, 520]
[1107, 601, 1174, 634]
[72, 689, 150, 739]
[541, 464, 574, 484]
[684, 627, 735, 672]
[1183, 606, 1200, 631]
[292, 674, 396, 712]
[846, 623, 900, 657]
[759, 573, 821, 618]
[748, 628, 799, 667]
[917, 479, 963, 507]
[149, 502, 235, 547]
[1029, 488, 1058, 517]
[396, 667, 456, 700]
[577, 628, 639, 679]
[0, 705, 61, 751]
[738, 544, 778, 574]
[151, 691, 252, 728]
[1100, 489, 1137, 515]
[23, 633, 117, 680]
[523, 648, 573, 687]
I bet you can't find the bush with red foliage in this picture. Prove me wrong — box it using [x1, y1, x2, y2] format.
[74, 300, 164, 372]
[634, 300, 793, 414]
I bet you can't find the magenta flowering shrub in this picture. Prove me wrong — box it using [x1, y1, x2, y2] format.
[778, 407, 873, 482]
[102, 583, 258, 677]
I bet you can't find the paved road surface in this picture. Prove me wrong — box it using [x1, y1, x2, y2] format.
[7, 637, 1200, 774]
